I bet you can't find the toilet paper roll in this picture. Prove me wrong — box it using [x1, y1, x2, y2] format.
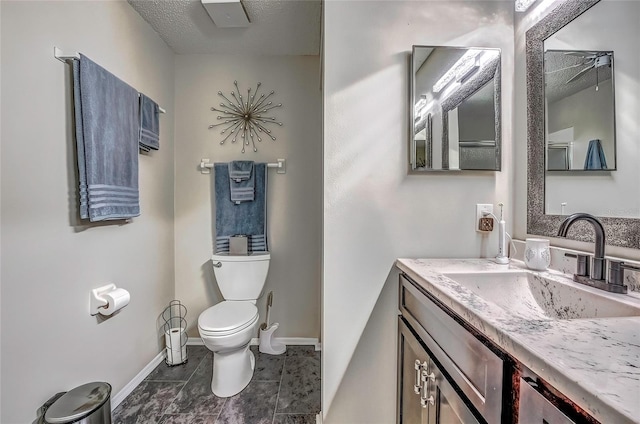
[165, 327, 187, 365]
[98, 288, 130, 316]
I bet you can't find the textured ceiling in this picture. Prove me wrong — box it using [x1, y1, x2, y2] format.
[127, 0, 322, 55]
[545, 50, 613, 103]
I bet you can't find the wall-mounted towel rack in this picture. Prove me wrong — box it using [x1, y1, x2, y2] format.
[199, 158, 286, 175]
[54, 47, 167, 114]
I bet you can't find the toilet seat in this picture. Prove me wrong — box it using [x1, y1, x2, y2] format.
[199, 301, 259, 336]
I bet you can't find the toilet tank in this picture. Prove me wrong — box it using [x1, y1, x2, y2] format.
[212, 252, 270, 301]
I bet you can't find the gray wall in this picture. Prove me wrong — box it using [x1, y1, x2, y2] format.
[322, 1, 514, 422]
[0, 1, 175, 422]
[173, 55, 322, 339]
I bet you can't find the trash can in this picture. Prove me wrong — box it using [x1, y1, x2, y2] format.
[43, 382, 112, 424]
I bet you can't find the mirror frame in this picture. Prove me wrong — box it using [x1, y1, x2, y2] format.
[409, 45, 502, 173]
[526, 0, 640, 248]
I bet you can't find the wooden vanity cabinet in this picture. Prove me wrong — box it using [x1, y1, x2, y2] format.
[398, 274, 506, 423]
[398, 273, 595, 424]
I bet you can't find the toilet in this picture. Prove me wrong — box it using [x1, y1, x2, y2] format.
[198, 252, 270, 397]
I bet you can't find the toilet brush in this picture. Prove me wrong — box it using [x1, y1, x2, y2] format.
[259, 292, 286, 355]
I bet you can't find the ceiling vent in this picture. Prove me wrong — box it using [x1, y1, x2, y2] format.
[201, 0, 250, 28]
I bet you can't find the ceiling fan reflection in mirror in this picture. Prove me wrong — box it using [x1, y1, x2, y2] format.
[546, 50, 613, 90]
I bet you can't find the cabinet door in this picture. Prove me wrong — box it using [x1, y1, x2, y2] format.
[398, 319, 428, 424]
[426, 359, 481, 424]
[519, 379, 575, 424]
[398, 319, 481, 424]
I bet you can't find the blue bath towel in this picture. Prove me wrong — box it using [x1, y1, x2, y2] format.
[214, 163, 267, 253]
[229, 161, 255, 203]
[73, 55, 140, 221]
[139, 93, 160, 152]
[584, 139, 608, 170]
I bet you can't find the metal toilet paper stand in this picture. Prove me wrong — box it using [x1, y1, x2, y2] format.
[162, 300, 188, 366]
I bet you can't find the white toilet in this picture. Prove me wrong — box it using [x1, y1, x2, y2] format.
[198, 252, 270, 397]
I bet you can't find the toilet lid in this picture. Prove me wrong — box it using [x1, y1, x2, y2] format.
[198, 301, 258, 334]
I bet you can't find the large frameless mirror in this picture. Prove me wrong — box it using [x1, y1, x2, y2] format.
[410, 46, 501, 172]
[526, 0, 640, 248]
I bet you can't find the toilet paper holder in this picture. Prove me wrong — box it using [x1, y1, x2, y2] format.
[90, 283, 130, 316]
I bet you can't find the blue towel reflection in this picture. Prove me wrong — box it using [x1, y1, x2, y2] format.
[584, 139, 608, 170]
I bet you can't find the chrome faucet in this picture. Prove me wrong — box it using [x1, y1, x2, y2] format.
[557, 213, 606, 280]
[557, 213, 628, 294]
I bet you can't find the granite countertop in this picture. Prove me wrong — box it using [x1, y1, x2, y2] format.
[396, 258, 640, 424]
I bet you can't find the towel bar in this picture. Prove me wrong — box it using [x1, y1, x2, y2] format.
[200, 158, 286, 175]
[54, 47, 167, 114]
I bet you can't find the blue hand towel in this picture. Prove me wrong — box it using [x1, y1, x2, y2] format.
[215, 163, 268, 253]
[229, 161, 255, 203]
[229, 160, 253, 181]
[139, 93, 160, 151]
[73, 55, 140, 221]
[584, 139, 608, 170]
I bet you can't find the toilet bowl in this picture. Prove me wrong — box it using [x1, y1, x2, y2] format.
[199, 300, 259, 397]
[198, 252, 270, 397]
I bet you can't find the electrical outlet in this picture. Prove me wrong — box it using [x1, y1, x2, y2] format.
[476, 204, 494, 233]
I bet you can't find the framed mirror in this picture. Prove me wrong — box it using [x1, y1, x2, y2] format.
[527, 0, 640, 248]
[410, 46, 501, 172]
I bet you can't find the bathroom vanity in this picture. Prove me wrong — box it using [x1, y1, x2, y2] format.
[396, 259, 640, 424]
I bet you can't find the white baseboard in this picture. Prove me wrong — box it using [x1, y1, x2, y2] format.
[188, 337, 321, 351]
[111, 351, 164, 410]
[316, 412, 322, 424]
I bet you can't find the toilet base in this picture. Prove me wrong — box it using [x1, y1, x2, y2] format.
[211, 343, 255, 397]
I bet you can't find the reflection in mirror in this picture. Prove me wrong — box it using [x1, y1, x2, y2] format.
[449, 80, 497, 170]
[526, 0, 640, 248]
[414, 113, 432, 168]
[544, 50, 615, 171]
[410, 46, 501, 172]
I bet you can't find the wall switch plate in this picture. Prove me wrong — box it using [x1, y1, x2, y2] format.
[476, 204, 494, 233]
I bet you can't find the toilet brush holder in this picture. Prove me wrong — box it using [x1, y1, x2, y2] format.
[259, 323, 286, 355]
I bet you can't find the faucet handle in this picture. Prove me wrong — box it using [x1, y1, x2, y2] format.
[609, 260, 640, 286]
[564, 253, 591, 277]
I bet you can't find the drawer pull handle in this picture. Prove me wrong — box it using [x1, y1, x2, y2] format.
[420, 369, 435, 408]
[414, 360, 422, 394]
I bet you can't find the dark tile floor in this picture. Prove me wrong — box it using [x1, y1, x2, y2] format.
[113, 345, 321, 424]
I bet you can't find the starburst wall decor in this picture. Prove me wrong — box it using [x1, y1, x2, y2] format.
[208, 81, 283, 153]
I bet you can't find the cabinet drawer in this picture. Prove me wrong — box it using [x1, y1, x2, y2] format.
[519, 379, 574, 423]
[399, 274, 504, 424]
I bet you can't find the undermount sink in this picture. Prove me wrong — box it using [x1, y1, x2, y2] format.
[442, 270, 640, 320]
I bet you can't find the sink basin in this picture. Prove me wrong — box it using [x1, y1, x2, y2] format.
[442, 271, 640, 320]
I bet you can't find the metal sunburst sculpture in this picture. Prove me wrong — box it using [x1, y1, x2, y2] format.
[208, 81, 283, 153]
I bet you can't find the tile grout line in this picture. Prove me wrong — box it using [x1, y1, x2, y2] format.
[214, 397, 228, 423]
[159, 349, 211, 420]
[271, 354, 288, 424]
[183, 349, 212, 386]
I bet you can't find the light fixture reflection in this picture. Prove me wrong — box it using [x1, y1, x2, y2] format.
[433, 49, 483, 93]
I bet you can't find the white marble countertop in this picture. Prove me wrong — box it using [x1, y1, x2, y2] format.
[396, 258, 640, 424]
